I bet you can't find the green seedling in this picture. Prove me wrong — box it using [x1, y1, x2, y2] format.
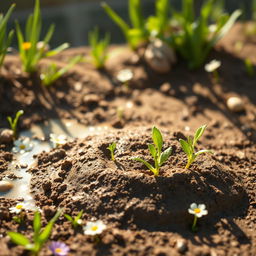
[7, 110, 24, 138]
[107, 142, 116, 161]
[179, 125, 212, 169]
[244, 58, 255, 77]
[132, 127, 172, 176]
[89, 27, 110, 69]
[102, 0, 170, 50]
[0, 4, 15, 69]
[171, 0, 241, 69]
[40, 55, 83, 86]
[16, 0, 69, 73]
[8, 210, 62, 256]
[64, 210, 83, 229]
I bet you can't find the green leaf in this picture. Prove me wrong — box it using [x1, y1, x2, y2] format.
[7, 232, 30, 246]
[33, 211, 41, 239]
[159, 146, 172, 166]
[179, 139, 191, 156]
[195, 149, 213, 157]
[64, 214, 73, 222]
[132, 157, 157, 175]
[75, 210, 83, 222]
[101, 2, 130, 41]
[152, 127, 163, 153]
[148, 144, 156, 158]
[208, 10, 242, 49]
[46, 43, 69, 57]
[38, 210, 61, 244]
[193, 125, 207, 146]
[129, 0, 144, 29]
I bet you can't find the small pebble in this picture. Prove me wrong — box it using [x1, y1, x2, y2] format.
[176, 239, 188, 254]
[0, 129, 14, 144]
[160, 83, 171, 94]
[0, 180, 14, 192]
[226, 96, 244, 112]
[144, 39, 176, 74]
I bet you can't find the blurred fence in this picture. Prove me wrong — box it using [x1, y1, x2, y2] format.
[1, 0, 254, 48]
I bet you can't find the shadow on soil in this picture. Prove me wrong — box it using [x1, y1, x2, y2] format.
[142, 48, 256, 142]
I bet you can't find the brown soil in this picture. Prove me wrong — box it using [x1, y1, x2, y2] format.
[0, 23, 256, 255]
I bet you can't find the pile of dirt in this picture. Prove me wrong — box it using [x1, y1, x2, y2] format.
[30, 127, 247, 232]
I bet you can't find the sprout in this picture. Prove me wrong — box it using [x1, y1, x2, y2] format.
[40, 55, 83, 86]
[64, 210, 83, 229]
[179, 125, 212, 169]
[50, 134, 67, 148]
[89, 27, 110, 69]
[49, 241, 70, 256]
[15, 0, 69, 73]
[8, 210, 62, 255]
[188, 203, 208, 232]
[132, 126, 172, 176]
[12, 137, 33, 154]
[7, 109, 24, 138]
[107, 142, 116, 161]
[83, 220, 107, 236]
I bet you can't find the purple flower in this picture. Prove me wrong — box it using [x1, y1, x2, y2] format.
[49, 241, 70, 256]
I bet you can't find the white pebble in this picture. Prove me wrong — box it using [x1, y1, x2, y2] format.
[226, 97, 244, 112]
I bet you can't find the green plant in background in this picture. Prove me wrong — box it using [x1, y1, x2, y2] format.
[0, 4, 15, 69]
[132, 127, 172, 176]
[102, 0, 170, 50]
[7, 110, 24, 139]
[102, 0, 146, 50]
[171, 0, 241, 69]
[146, 0, 170, 38]
[16, 0, 69, 73]
[89, 27, 110, 69]
[244, 58, 255, 77]
[107, 142, 116, 161]
[179, 125, 212, 169]
[40, 55, 83, 86]
[64, 210, 83, 229]
[8, 210, 62, 256]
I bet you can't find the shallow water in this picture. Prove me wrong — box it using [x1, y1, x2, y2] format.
[0, 119, 109, 205]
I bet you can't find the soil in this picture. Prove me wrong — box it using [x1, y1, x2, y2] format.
[0, 23, 256, 255]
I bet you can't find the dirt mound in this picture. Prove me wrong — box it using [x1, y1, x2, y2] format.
[31, 127, 247, 231]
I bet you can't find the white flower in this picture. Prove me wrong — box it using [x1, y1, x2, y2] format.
[9, 202, 30, 214]
[50, 134, 67, 148]
[188, 203, 208, 218]
[205, 60, 221, 72]
[116, 69, 133, 83]
[83, 220, 106, 236]
[12, 138, 33, 154]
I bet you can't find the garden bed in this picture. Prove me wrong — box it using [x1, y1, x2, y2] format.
[0, 23, 256, 256]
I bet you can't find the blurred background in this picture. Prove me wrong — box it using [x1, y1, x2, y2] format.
[0, 0, 254, 48]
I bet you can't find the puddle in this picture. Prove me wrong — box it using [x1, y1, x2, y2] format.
[0, 119, 109, 206]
